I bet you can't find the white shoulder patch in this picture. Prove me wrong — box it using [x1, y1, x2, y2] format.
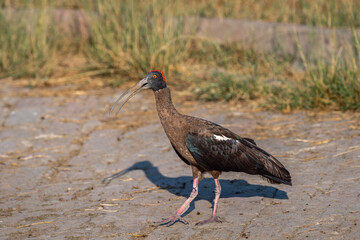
[213, 134, 233, 141]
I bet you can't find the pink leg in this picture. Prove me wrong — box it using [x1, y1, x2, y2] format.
[196, 178, 222, 225]
[154, 178, 199, 226]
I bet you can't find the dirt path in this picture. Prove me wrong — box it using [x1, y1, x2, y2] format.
[1, 81, 359, 239]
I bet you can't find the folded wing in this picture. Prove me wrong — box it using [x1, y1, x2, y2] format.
[186, 127, 292, 185]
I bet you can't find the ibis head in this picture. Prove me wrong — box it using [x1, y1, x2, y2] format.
[110, 70, 167, 117]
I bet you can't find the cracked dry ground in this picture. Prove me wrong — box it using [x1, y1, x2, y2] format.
[0, 80, 359, 240]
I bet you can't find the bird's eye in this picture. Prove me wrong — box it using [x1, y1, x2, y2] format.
[153, 75, 157, 79]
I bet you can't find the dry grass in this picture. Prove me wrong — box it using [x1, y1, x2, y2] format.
[0, 0, 359, 111]
[4, 0, 360, 27]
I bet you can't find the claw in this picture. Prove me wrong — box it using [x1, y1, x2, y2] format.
[195, 216, 222, 226]
[152, 214, 189, 226]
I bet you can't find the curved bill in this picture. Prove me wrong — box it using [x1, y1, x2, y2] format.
[109, 78, 149, 119]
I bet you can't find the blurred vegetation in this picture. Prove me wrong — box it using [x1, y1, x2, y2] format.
[0, 8, 60, 78]
[3, 0, 360, 27]
[0, 0, 359, 111]
[85, 1, 192, 81]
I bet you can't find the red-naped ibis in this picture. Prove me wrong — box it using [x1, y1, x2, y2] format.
[107, 70, 292, 226]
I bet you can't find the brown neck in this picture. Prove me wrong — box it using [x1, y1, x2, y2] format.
[154, 87, 180, 120]
[154, 87, 189, 153]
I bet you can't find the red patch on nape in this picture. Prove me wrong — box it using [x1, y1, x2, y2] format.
[150, 70, 167, 82]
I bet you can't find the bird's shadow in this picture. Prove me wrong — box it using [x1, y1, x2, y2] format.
[103, 160, 289, 217]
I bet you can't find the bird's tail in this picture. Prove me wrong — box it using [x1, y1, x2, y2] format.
[261, 155, 292, 186]
[240, 138, 292, 186]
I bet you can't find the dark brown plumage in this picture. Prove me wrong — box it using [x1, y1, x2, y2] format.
[154, 88, 291, 184]
[108, 70, 292, 226]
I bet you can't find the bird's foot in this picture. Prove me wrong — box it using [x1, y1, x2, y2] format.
[195, 216, 222, 225]
[152, 214, 189, 226]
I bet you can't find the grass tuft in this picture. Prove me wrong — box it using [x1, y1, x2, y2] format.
[0, 5, 66, 78]
[85, 0, 192, 80]
[270, 64, 360, 111]
[194, 71, 261, 102]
